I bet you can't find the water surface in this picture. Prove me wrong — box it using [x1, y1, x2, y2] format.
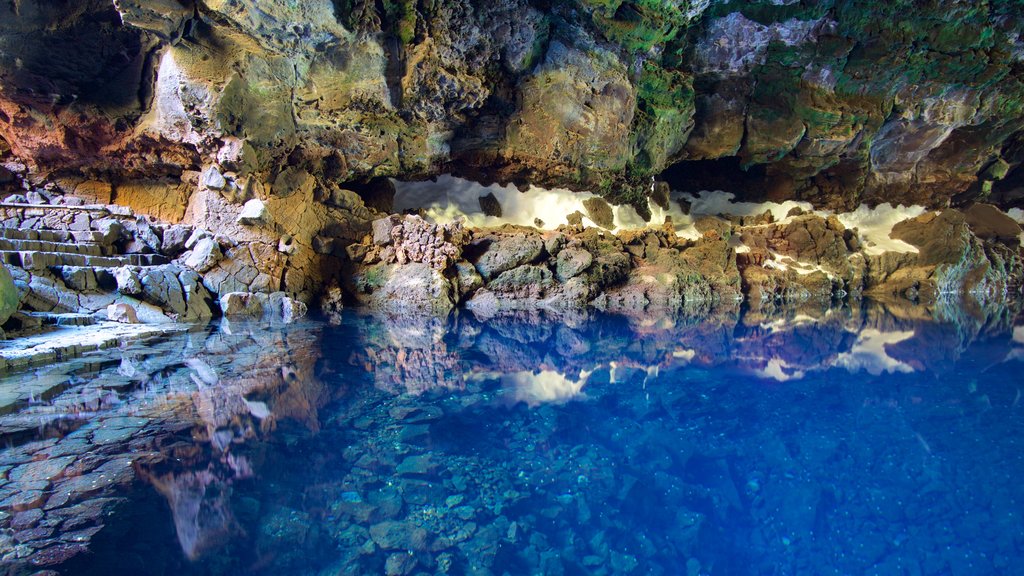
[1, 301, 1023, 575]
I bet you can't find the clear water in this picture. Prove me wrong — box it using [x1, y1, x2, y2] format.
[1, 302, 1023, 575]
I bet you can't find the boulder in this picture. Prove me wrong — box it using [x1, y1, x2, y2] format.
[220, 291, 309, 323]
[237, 199, 269, 226]
[106, 303, 139, 324]
[201, 166, 227, 190]
[555, 248, 593, 282]
[183, 237, 223, 273]
[472, 235, 544, 280]
[161, 224, 192, 257]
[583, 197, 615, 230]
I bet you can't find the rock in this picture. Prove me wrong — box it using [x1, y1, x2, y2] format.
[369, 521, 428, 551]
[277, 234, 297, 255]
[272, 167, 316, 198]
[92, 219, 122, 245]
[478, 192, 503, 217]
[454, 260, 484, 297]
[583, 197, 615, 230]
[220, 292, 263, 317]
[237, 199, 269, 226]
[0, 263, 22, 326]
[356, 263, 456, 315]
[962, 203, 1022, 244]
[160, 225, 192, 257]
[473, 235, 545, 280]
[652, 181, 671, 210]
[201, 166, 227, 190]
[184, 228, 210, 250]
[114, 267, 143, 295]
[555, 248, 593, 282]
[182, 237, 223, 273]
[367, 215, 467, 270]
[106, 303, 139, 324]
[73, 180, 113, 204]
[373, 216, 400, 245]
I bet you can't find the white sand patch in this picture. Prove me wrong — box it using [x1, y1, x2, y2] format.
[502, 369, 589, 407]
[1014, 326, 1024, 344]
[835, 203, 926, 256]
[833, 329, 916, 375]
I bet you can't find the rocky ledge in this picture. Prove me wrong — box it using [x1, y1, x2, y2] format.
[348, 204, 1024, 317]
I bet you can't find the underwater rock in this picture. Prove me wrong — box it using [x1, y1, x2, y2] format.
[370, 521, 429, 551]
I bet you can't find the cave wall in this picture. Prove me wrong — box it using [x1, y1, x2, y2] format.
[1, 0, 1024, 215]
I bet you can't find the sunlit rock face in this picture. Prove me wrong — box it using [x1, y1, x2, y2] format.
[2, 0, 1024, 213]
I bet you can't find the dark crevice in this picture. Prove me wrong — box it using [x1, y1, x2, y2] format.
[660, 157, 768, 198]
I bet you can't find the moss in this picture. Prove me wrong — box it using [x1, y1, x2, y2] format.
[630, 62, 695, 173]
[576, 0, 696, 54]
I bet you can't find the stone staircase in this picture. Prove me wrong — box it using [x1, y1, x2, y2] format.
[0, 200, 213, 328]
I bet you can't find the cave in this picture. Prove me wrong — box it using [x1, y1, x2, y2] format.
[0, 2, 1023, 574]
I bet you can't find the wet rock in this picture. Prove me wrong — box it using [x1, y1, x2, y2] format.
[385, 552, 418, 576]
[219, 292, 307, 323]
[106, 303, 139, 324]
[454, 260, 484, 297]
[356, 263, 456, 315]
[10, 508, 43, 531]
[397, 454, 437, 476]
[0, 490, 45, 511]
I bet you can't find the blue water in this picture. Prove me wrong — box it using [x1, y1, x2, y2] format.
[2, 302, 1024, 575]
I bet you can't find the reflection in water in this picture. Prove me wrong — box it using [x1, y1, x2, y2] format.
[0, 298, 1022, 574]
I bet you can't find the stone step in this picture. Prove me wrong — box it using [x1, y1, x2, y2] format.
[0, 237, 109, 256]
[0, 227, 112, 245]
[0, 250, 169, 271]
[20, 312, 98, 327]
[54, 266, 117, 293]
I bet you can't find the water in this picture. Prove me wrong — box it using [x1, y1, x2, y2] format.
[1, 301, 1023, 575]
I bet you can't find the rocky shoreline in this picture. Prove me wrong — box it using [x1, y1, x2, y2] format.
[347, 203, 1024, 319]
[0, 182, 1021, 361]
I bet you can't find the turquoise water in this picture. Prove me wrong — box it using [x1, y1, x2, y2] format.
[2, 302, 1023, 575]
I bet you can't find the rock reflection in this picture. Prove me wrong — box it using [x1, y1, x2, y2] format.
[0, 320, 329, 573]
